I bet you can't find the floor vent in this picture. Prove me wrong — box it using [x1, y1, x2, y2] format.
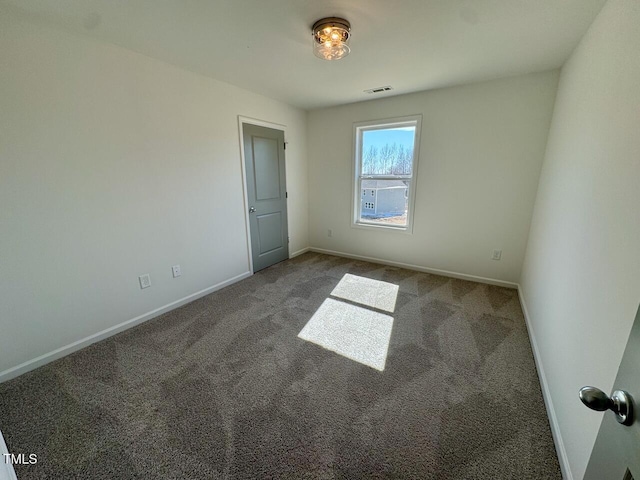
[364, 85, 393, 94]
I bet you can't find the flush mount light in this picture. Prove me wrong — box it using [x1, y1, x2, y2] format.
[312, 17, 351, 61]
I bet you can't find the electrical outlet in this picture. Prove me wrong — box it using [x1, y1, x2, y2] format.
[328, 229, 333, 237]
[139, 274, 151, 289]
[492, 249, 502, 261]
[172, 265, 182, 278]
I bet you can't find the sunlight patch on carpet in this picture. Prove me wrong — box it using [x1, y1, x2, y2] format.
[298, 298, 394, 371]
[330, 273, 399, 313]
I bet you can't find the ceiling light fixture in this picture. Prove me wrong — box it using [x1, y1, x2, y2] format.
[312, 17, 351, 61]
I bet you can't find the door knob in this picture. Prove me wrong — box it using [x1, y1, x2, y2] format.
[249, 206, 256, 213]
[579, 386, 634, 426]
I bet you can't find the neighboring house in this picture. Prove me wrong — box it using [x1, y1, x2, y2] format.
[361, 180, 408, 217]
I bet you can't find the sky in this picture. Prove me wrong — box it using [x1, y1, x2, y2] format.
[362, 127, 415, 152]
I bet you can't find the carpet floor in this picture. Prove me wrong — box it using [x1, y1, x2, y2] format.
[0, 253, 561, 479]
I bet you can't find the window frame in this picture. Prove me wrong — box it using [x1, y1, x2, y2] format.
[351, 114, 422, 233]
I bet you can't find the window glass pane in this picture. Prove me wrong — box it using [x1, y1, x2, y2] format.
[362, 126, 415, 175]
[359, 179, 409, 227]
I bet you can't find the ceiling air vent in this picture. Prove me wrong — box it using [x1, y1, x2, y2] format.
[364, 85, 393, 94]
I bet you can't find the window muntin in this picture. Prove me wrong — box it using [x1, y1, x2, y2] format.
[353, 116, 421, 231]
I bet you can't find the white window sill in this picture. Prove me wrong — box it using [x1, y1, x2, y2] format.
[352, 221, 413, 234]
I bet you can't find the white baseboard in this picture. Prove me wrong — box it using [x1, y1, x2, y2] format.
[518, 287, 573, 480]
[0, 429, 17, 480]
[309, 247, 518, 289]
[0, 271, 251, 384]
[289, 247, 310, 258]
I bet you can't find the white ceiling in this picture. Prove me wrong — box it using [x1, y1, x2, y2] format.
[2, 0, 607, 110]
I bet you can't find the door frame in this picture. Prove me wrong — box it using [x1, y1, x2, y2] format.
[237, 116, 288, 274]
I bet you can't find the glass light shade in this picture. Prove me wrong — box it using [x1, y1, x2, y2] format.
[312, 18, 351, 60]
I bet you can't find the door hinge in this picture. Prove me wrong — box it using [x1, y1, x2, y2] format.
[287, 236, 290, 244]
[284, 142, 287, 150]
[286, 191, 288, 198]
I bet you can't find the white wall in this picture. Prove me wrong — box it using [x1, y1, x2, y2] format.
[520, 0, 640, 477]
[307, 71, 559, 284]
[0, 9, 308, 378]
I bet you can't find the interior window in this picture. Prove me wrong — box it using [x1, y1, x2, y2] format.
[353, 115, 422, 231]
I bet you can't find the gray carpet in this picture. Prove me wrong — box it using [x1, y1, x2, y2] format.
[0, 253, 561, 479]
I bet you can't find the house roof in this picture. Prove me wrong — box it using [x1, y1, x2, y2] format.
[362, 180, 407, 190]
